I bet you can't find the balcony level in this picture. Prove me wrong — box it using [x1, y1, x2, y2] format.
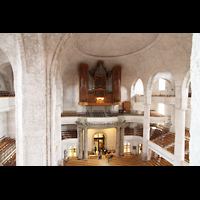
[61, 111, 170, 125]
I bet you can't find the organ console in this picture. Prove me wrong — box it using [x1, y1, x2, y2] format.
[78, 61, 121, 106]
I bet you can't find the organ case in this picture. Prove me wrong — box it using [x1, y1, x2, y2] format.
[78, 61, 121, 106]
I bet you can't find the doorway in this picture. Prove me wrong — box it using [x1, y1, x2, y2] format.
[124, 142, 131, 153]
[69, 146, 77, 158]
[93, 133, 105, 152]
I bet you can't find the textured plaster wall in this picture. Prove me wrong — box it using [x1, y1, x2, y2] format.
[7, 108, 15, 138]
[189, 33, 200, 166]
[0, 74, 6, 91]
[0, 112, 7, 138]
[152, 79, 175, 96]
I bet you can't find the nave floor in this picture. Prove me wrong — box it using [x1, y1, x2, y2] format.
[65, 153, 145, 166]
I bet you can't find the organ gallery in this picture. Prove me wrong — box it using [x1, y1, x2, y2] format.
[78, 61, 122, 106]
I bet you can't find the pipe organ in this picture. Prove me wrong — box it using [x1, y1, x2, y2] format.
[79, 61, 121, 106]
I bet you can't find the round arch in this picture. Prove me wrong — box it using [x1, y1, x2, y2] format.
[131, 78, 144, 96]
[47, 33, 77, 165]
[147, 69, 175, 91]
[92, 132, 107, 152]
[182, 69, 190, 92]
[0, 33, 25, 166]
[181, 69, 191, 107]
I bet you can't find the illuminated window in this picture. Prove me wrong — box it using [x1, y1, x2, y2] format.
[159, 79, 165, 91]
[135, 79, 144, 95]
[94, 133, 104, 138]
[158, 103, 165, 115]
[124, 142, 131, 153]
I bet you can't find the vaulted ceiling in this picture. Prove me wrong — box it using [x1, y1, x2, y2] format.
[0, 33, 193, 88]
[43, 33, 192, 88]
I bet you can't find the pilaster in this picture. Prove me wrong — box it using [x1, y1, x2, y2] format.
[120, 126, 125, 156]
[84, 127, 88, 159]
[116, 126, 120, 156]
[190, 33, 200, 166]
[174, 108, 185, 166]
[78, 127, 83, 159]
[141, 104, 150, 161]
[16, 33, 47, 166]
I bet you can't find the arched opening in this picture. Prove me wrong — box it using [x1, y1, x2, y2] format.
[131, 78, 144, 98]
[0, 48, 16, 166]
[131, 78, 144, 114]
[93, 132, 107, 154]
[149, 71, 175, 117]
[135, 79, 144, 95]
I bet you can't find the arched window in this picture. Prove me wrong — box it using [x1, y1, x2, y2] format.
[135, 79, 144, 95]
[159, 79, 166, 91]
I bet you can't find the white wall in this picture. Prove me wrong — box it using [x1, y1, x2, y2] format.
[7, 108, 15, 138]
[124, 135, 143, 155]
[152, 79, 175, 96]
[185, 108, 191, 129]
[0, 112, 7, 138]
[0, 74, 6, 91]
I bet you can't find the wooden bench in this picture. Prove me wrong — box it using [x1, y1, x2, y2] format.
[89, 155, 98, 159]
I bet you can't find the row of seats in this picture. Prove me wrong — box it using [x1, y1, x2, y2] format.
[0, 136, 16, 165]
[109, 153, 145, 166]
[61, 111, 78, 117]
[66, 158, 102, 166]
[150, 126, 169, 141]
[166, 145, 175, 154]
[152, 95, 175, 97]
[0, 91, 15, 97]
[156, 129, 190, 163]
[107, 110, 119, 117]
[146, 157, 173, 166]
[165, 145, 190, 163]
[2, 150, 16, 166]
[124, 127, 134, 135]
[136, 125, 143, 136]
[90, 110, 106, 117]
[62, 130, 77, 140]
[153, 133, 175, 148]
[185, 152, 189, 163]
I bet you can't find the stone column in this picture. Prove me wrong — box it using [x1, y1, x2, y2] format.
[116, 127, 120, 156]
[84, 127, 88, 159]
[174, 109, 185, 166]
[170, 105, 175, 133]
[189, 33, 200, 166]
[78, 127, 83, 159]
[120, 127, 125, 156]
[15, 33, 47, 166]
[141, 104, 150, 161]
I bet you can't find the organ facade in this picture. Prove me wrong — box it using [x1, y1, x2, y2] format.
[78, 61, 122, 106]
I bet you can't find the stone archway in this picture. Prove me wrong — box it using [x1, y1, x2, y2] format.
[92, 132, 107, 152]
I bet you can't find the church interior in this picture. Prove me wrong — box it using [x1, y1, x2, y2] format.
[0, 33, 199, 166]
